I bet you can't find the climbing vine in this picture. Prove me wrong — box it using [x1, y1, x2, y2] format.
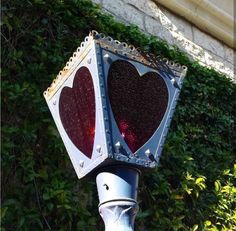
[1, 0, 236, 230]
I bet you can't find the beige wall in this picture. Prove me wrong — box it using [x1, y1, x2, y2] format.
[155, 0, 234, 48]
[209, 0, 234, 16]
[93, 0, 235, 81]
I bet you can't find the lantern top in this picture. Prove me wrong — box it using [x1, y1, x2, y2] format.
[43, 30, 187, 100]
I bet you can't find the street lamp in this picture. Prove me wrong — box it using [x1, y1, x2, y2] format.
[44, 31, 187, 231]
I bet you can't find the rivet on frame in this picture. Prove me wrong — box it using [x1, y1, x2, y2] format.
[103, 54, 112, 64]
[96, 145, 102, 153]
[87, 57, 92, 64]
[79, 160, 84, 168]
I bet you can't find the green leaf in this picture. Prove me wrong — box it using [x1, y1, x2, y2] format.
[192, 224, 198, 231]
[215, 180, 221, 192]
[0, 207, 8, 219]
[205, 220, 212, 227]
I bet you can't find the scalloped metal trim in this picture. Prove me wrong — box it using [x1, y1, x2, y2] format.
[43, 34, 95, 99]
[89, 30, 187, 73]
[44, 30, 187, 99]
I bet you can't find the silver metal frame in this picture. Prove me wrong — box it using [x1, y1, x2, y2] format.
[45, 43, 109, 179]
[44, 31, 187, 178]
[99, 48, 186, 168]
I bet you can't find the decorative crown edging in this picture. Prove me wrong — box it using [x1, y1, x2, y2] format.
[44, 30, 187, 99]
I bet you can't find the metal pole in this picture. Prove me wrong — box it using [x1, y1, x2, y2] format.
[96, 166, 139, 231]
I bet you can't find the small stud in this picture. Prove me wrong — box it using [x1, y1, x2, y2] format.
[103, 54, 112, 64]
[79, 160, 84, 168]
[145, 149, 157, 163]
[115, 142, 121, 152]
[96, 145, 102, 153]
[87, 57, 92, 64]
[171, 78, 180, 89]
[115, 141, 121, 147]
[53, 100, 56, 105]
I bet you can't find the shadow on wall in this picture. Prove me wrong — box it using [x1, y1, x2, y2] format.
[95, 0, 235, 81]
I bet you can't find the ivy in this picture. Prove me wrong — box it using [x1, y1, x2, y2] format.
[1, 0, 236, 230]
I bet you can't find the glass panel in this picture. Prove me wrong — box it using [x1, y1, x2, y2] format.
[59, 67, 95, 158]
[108, 60, 168, 153]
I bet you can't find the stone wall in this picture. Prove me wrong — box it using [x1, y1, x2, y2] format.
[92, 0, 235, 81]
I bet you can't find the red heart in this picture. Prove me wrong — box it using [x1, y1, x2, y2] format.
[59, 67, 95, 159]
[108, 60, 169, 153]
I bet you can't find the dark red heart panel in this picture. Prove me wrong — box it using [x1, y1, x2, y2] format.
[108, 60, 169, 153]
[59, 67, 95, 159]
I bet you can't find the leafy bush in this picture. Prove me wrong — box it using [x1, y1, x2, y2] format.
[1, 0, 236, 230]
